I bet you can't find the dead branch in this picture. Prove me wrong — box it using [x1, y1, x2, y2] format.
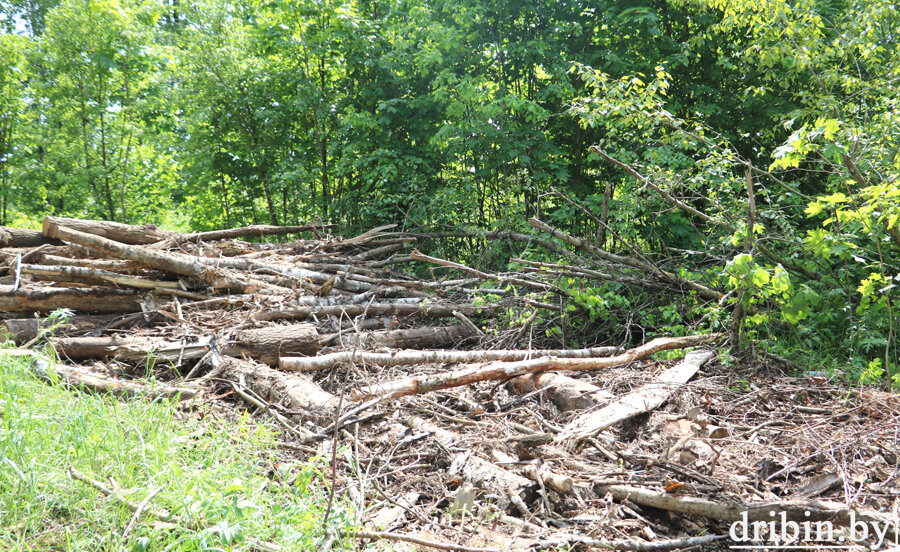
[410, 250, 566, 295]
[556, 349, 716, 443]
[255, 302, 491, 322]
[528, 218, 724, 301]
[354, 334, 723, 400]
[596, 484, 899, 541]
[280, 346, 619, 372]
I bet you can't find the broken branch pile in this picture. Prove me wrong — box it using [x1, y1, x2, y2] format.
[1, 217, 896, 551]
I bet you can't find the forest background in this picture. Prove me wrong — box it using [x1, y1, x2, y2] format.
[0, 0, 897, 387]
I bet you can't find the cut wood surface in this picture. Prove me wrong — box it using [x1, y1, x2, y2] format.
[7, 217, 891, 550]
[508, 372, 615, 412]
[280, 346, 620, 372]
[353, 334, 722, 400]
[0, 285, 141, 314]
[43, 216, 175, 245]
[555, 349, 715, 443]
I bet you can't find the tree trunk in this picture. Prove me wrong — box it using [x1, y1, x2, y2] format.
[353, 334, 722, 400]
[43, 216, 174, 245]
[255, 302, 490, 322]
[219, 356, 337, 416]
[0, 285, 141, 314]
[0, 227, 62, 248]
[229, 324, 319, 365]
[508, 372, 615, 412]
[556, 349, 716, 443]
[2, 313, 137, 344]
[281, 346, 618, 372]
[330, 325, 474, 350]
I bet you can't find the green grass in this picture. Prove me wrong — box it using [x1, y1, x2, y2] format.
[0, 351, 354, 551]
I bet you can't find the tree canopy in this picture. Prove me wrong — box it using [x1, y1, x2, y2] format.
[1, 0, 897, 385]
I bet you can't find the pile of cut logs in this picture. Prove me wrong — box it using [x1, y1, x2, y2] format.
[8, 217, 821, 550]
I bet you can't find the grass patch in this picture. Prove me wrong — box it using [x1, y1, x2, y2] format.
[0, 351, 353, 551]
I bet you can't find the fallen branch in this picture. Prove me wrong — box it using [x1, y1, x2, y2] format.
[533, 533, 726, 551]
[327, 325, 475, 351]
[353, 334, 722, 400]
[556, 349, 716, 443]
[595, 484, 899, 541]
[19, 263, 182, 290]
[255, 302, 491, 322]
[51, 324, 319, 366]
[508, 372, 615, 412]
[280, 346, 619, 372]
[50, 225, 258, 292]
[410, 250, 566, 295]
[341, 529, 500, 552]
[161, 222, 334, 245]
[2, 349, 199, 400]
[528, 218, 724, 301]
[218, 356, 338, 417]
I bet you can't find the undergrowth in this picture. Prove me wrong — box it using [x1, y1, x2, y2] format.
[0, 350, 353, 551]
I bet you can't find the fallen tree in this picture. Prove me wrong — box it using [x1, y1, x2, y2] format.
[353, 334, 722, 400]
[280, 346, 620, 372]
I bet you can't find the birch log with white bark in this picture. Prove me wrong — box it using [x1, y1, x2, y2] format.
[281, 346, 619, 372]
[353, 334, 721, 400]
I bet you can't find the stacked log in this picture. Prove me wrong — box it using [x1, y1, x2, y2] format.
[0, 216, 728, 539]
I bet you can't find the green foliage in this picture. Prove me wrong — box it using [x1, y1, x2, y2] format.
[0, 0, 897, 387]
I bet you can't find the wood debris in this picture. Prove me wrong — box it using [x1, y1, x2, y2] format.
[2, 217, 898, 551]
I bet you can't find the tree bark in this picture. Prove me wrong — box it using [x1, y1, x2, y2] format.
[556, 350, 715, 443]
[50, 325, 318, 366]
[229, 324, 319, 365]
[157, 222, 335, 246]
[353, 334, 722, 400]
[0, 285, 141, 314]
[19, 263, 182, 290]
[0, 227, 61, 248]
[255, 302, 490, 322]
[49, 225, 261, 292]
[508, 372, 615, 412]
[43, 216, 174, 245]
[281, 346, 619, 372]
[329, 324, 474, 350]
[218, 356, 337, 416]
[2, 313, 136, 344]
